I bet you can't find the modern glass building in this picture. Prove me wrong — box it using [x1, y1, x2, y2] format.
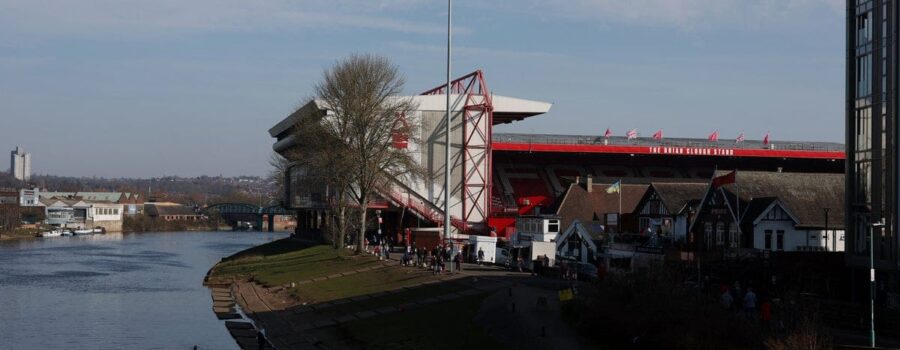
[847, 0, 900, 293]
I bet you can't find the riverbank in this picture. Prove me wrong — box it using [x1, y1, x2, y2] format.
[208, 238, 591, 350]
[0, 227, 41, 240]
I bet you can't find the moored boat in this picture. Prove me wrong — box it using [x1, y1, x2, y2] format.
[72, 228, 94, 235]
[40, 230, 63, 238]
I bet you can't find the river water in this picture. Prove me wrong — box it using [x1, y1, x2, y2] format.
[0, 231, 287, 350]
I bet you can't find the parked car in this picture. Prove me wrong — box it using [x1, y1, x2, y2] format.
[572, 261, 598, 281]
[495, 247, 511, 267]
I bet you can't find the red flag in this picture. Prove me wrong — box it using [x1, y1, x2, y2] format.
[652, 129, 663, 140]
[735, 133, 745, 144]
[604, 128, 612, 138]
[708, 130, 719, 142]
[626, 129, 638, 140]
[763, 132, 770, 145]
[712, 171, 736, 189]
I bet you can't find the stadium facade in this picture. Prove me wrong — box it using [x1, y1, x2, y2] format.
[271, 71, 844, 244]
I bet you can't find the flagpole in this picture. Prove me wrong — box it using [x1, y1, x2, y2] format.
[618, 179, 622, 234]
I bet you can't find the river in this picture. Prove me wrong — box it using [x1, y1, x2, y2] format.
[0, 231, 287, 350]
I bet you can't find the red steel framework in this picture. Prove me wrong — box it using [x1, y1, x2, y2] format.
[422, 70, 494, 233]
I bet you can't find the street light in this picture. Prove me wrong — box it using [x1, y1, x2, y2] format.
[823, 208, 830, 251]
[869, 219, 884, 348]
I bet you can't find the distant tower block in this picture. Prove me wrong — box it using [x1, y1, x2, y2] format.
[9, 146, 31, 181]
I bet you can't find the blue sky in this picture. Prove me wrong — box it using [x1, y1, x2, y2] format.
[0, 0, 844, 178]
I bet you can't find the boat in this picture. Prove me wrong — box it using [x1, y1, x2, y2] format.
[92, 227, 105, 234]
[72, 228, 95, 235]
[61, 230, 74, 236]
[39, 230, 63, 238]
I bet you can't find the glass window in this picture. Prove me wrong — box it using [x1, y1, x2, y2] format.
[764, 230, 772, 250]
[704, 222, 713, 249]
[716, 222, 724, 246]
[858, 13, 871, 45]
[776, 230, 785, 251]
[729, 225, 738, 248]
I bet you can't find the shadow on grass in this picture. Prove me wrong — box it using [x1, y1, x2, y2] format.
[249, 273, 515, 350]
[222, 238, 316, 261]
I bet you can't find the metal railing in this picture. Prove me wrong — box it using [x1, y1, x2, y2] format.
[492, 133, 844, 152]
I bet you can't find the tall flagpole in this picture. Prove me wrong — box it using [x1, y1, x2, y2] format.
[618, 179, 622, 233]
[443, 0, 453, 271]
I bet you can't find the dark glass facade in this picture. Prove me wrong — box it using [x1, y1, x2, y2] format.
[847, 0, 900, 281]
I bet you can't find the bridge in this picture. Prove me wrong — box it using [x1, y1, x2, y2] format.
[201, 203, 292, 232]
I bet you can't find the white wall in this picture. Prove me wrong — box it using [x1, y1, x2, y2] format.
[802, 229, 846, 252]
[89, 204, 124, 222]
[753, 221, 845, 252]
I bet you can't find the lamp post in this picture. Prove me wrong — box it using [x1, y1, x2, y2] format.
[443, 0, 453, 274]
[870, 219, 884, 348]
[823, 208, 830, 251]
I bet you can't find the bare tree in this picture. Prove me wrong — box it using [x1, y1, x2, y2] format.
[268, 152, 290, 205]
[290, 54, 423, 253]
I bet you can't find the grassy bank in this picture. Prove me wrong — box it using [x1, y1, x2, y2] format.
[211, 239, 382, 288]
[0, 227, 41, 240]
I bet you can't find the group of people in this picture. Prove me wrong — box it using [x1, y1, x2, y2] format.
[531, 254, 552, 276]
[719, 281, 772, 326]
[399, 244, 463, 275]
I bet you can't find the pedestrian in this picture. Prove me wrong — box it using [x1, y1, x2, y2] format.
[517, 255, 524, 272]
[454, 252, 462, 272]
[760, 299, 772, 330]
[477, 247, 485, 266]
[542, 254, 550, 270]
[719, 286, 733, 309]
[743, 287, 757, 319]
[533, 255, 542, 276]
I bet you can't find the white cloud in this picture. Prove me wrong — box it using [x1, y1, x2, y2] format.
[483, 0, 842, 30]
[0, 0, 450, 39]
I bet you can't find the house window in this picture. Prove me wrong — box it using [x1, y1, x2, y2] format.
[764, 230, 772, 250]
[716, 222, 724, 246]
[704, 222, 713, 249]
[639, 217, 651, 234]
[776, 230, 785, 251]
[729, 225, 738, 248]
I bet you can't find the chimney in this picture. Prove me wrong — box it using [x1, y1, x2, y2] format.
[575, 176, 581, 186]
[586, 175, 593, 192]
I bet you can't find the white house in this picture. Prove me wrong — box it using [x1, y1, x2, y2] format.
[690, 171, 844, 253]
[556, 219, 604, 264]
[511, 215, 561, 268]
[39, 197, 124, 232]
[633, 183, 707, 241]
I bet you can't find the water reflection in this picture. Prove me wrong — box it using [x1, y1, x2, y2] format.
[0, 231, 286, 350]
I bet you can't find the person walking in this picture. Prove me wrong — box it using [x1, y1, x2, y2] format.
[743, 287, 758, 319]
[719, 286, 734, 309]
[477, 247, 485, 266]
[454, 252, 462, 273]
